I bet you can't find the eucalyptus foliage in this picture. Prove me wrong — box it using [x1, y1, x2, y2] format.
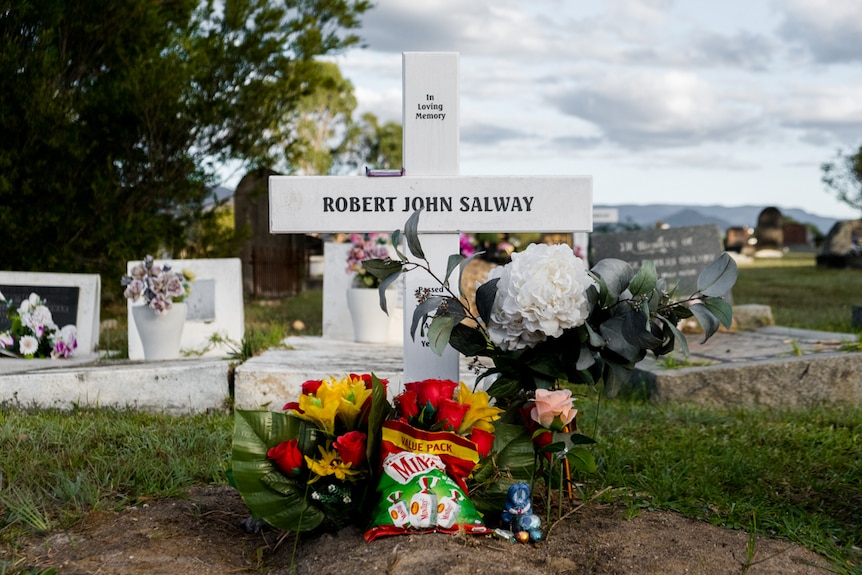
[364, 210, 738, 402]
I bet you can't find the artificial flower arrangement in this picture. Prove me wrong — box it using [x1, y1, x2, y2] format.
[121, 255, 193, 315]
[232, 373, 391, 532]
[360, 209, 738, 510]
[0, 291, 77, 359]
[346, 233, 391, 288]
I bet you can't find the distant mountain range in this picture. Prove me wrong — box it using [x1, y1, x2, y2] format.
[595, 204, 846, 235]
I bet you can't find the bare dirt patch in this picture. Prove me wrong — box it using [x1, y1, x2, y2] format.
[17, 485, 833, 574]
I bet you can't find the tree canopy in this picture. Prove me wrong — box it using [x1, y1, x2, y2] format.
[0, 0, 371, 278]
[822, 144, 862, 214]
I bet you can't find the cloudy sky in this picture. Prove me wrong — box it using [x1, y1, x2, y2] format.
[326, 0, 862, 219]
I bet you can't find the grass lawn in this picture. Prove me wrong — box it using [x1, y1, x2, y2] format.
[733, 252, 862, 333]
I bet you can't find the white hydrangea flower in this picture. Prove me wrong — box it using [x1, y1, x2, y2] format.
[486, 243, 594, 351]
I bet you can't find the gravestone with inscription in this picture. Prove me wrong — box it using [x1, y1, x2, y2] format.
[0, 271, 101, 354]
[127, 258, 244, 359]
[590, 225, 725, 296]
[269, 52, 593, 385]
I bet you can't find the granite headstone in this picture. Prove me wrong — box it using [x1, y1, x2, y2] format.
[590, 225, 726, 296]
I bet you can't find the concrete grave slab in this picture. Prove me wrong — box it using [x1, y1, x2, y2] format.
[0, 358, 231, 414]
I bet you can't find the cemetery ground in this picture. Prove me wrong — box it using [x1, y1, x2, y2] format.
[2, 253, 861, 574]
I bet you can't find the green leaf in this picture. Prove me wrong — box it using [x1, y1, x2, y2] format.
[427, 315, 457, 356]
[486, 376, 521, 399]
[585, 322, 605, 348]
[489, 423, 536, 480]
[404, 209, 425, 260]
[689, 302, 720, 342]
[628, 260, 657, 296]
[621, 309, 663, 349]
[410, 296, 443, 340]
[568, 433, 597, 446]
[599, 317, 640, 362]
[442, 297, 468, 323]
[538, 441, 567, 455]
[377, 270, 402, 314]
[591, 258, 634, 300]
[696, 252, 738, 297]
[448, 323, 490, 356]
[576, 344, 596, 370]
[567, 447, 597, 474]
[391, 229, 405, 260]
[231, 411, 324, 532]
[602, 362, 633, 398]
[365, 374, 390, 466]
[475, 278, 499, 324]
[458, 251, 485, 298]
[658, 314, 689, 357]
[444, 254, 465, 288]
[361, 258, 402, 280]
[701, 297, 733, 329]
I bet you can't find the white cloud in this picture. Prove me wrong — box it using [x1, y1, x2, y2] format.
[550, 71, 762, 149]
[770, 83, 862, 145]
[776, 0, 862, 63]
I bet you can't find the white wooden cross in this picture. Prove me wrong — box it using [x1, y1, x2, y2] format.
[269, 52, 593, 384]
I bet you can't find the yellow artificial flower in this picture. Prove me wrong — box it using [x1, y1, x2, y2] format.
[304, 445, 363, 483]
[335, 376, 373, 431]
[456, 381, 504, 435]
[292, 375, 374, 435]
[297, 391, 339, 435]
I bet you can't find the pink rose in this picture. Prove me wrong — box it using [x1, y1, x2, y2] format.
[530, 389, 577, 431]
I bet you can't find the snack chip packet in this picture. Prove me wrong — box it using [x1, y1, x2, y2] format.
[364, 420, 490, 541]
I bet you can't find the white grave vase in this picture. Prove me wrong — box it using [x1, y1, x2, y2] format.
[346, 288, 390, 344]
[132, 302, 187, 360]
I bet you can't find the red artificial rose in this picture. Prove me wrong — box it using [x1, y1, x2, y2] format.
[395, 389, 420, 419]
[301, 379, 323, 395]
[267, 439, 304, 477]
[519, 405, 539, 432]
[333, 430, 367, 468]
[531, 429, 554, 461]
[282, 401, 301, 412]
[435, 398, 470, 432]
[470, 427, 495, 459]
[404, 379, 458, 411]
